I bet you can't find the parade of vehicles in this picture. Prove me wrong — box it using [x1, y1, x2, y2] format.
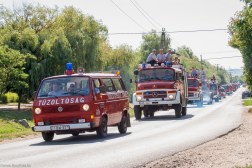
[131, 63, 188, 119]
[32, 63, 131, 141]
[187, 78, 203, 107]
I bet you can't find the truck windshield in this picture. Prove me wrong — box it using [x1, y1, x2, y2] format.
[138, 69, 174, 82]
[222, 86, 228, 89]
[188, 80, 199, 86]
[202, 83, 208, 90]
[210, 84, 217, 91]
[37, 77, 90, 99]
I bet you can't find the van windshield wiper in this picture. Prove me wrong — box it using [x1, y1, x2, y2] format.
[38, 95, 58, 98]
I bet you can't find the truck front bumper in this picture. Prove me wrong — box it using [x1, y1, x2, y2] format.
[32, 122, 96, 132]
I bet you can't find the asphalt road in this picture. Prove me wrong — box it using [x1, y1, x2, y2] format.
[0, 88, 244, 168]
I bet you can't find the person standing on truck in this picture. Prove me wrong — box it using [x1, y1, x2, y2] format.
[48, 82, 67, 97]
[201, 68, 206, 75]
[157, 49, 166, 66]
[165, 49, 172, 62]
[146, 49, 157, 66]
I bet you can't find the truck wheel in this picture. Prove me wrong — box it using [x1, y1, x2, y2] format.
[143, 109, 149, 117]
[118, 113, 127, 134]
[42, 132, 54, 141]
[175, 104, 182, 118]
[96, 116, 107, 138]
[182, 107, 187, 116]
[134, 105, 142, 120]
[72, 133, 79, 136]
[150, 111, 154, 117]
[215, 98, 219, 102]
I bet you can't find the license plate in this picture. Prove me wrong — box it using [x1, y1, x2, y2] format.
[50, 125, 70, 130]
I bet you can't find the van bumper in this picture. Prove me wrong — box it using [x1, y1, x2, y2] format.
[32, 122, 96, 132]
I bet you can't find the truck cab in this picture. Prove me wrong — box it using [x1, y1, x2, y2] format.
[32, 63, 131, 141]
[187, 78, 203, 107]
[222, 85, 232, 95]
[131, 63, 188, 119]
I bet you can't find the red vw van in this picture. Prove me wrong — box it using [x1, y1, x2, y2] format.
[32, 63, 131, 141]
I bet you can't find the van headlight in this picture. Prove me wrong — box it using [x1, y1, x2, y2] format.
[169, 95, 174, 99]
[35, 108, 41, 114]
[83, 104, 90, 111]
[137, 96, 142, 101]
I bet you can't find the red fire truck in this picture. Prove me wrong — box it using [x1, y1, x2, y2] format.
[222, 84, 232, 95]
[210, 79, 220, 102]
[187, 78, 203, 107]
[32, 63, 131, 141]
[131, 63, 188, 119]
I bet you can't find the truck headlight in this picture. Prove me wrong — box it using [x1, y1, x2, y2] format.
[83, 104, 90, 111]
[137, 96, 142, 101]
[169, 95, 174, 99]
[35, 108, 41, 114]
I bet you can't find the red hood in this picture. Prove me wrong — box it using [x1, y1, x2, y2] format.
[137, 81, 176, 90]
[188, 86, 199, 91]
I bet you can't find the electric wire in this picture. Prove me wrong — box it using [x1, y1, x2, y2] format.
[0, 29, 228, 36]
[133, 0, 163, 28]
[130, 0, 160, 31]
[110, 0, 148, 32]
[203, 56, 242, 60]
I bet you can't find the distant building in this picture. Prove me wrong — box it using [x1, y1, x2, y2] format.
[226, 69, 243, 77]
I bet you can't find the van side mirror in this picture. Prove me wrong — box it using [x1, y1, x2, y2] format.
[99, 86, 106, 93]
[134, 69, 139, 76]
[33, 91, 37, 100]
[200, 83, 202, 86]
[130, 79, 132, 83]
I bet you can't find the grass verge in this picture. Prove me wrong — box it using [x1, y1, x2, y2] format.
[129, 103, 135, 118]
[243, 98, 252, 106]
[0, 108, 38, 142]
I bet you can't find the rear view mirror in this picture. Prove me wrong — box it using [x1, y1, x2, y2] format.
[130, 79, 132, 83]
[134, 69, 139, 76]
[181, 76, 184, 80]
[99, 86, 106, 93]
[200, 83, 202, 86]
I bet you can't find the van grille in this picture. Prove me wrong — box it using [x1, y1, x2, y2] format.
[42, 105, 80, 114]
[43, 116, 81, 125]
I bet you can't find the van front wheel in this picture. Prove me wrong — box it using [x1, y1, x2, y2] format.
[42, 132, 54, 141]
[96, 116, 107, 138]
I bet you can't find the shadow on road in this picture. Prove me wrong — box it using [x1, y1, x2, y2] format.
[136, 114, 194, 122]
[30, 132, 131, 146]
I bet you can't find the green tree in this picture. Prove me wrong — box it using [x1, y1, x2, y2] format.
[0, 45, 36, 109]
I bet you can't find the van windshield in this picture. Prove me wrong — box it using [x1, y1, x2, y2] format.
[138, 69, 174, 82]
[37, 77, 90, 99]
[202, 83, 208, 90]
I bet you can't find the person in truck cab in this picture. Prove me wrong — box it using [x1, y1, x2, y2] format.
[152, 73, 157, 79]
[48, 82, 67, 97]
[146, 49, 157, 66]
[93, 79, 100, 94]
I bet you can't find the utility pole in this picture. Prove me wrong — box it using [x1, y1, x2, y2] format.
[215, 64, 219, 72]
[161, 28, 166, 53]
[200, 55, 202, 67]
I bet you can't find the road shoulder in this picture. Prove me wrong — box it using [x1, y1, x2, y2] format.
[139, 106, 252, 168]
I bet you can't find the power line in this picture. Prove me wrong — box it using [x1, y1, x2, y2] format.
[133, 0, 163, 28]
[195, 50, 240, 55]
[203, 56, 242, 60]
[110, 0, 148, 31]
[130, 0, 160, 31]
[0, 28, 229, 36]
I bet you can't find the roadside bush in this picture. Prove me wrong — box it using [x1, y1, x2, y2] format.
[1, 94, 7, 103]
[5, 92, 19, 103]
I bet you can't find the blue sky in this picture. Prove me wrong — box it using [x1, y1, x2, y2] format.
[1, 0, 245, 70]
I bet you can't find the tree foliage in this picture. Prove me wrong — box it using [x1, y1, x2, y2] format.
[228, 1, 252, 85]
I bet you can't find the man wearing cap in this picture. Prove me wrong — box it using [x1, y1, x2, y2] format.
[146, 49, 157, 66]
[48, 82, 67, 97]
[165, 49, 172, 63]
[157, 49, 166, 66]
